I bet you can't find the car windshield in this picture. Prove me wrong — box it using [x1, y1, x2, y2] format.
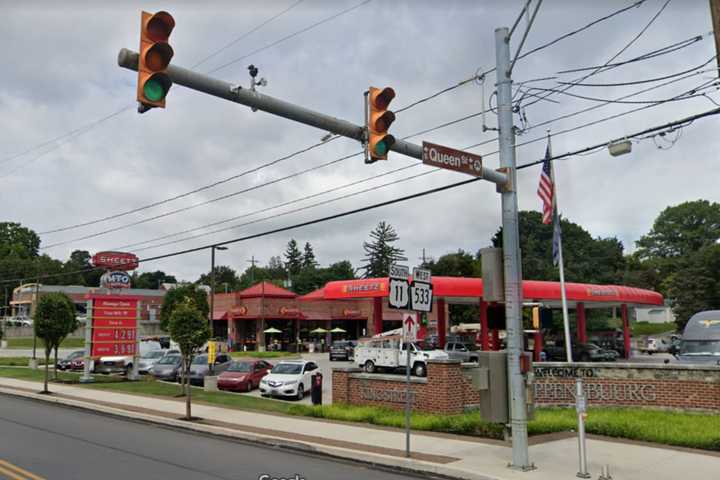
[192, 355, 208, 365]
[680, 340, 720, 356]
[271, 363, 302, 374]
[413, 342, 435, 351]
[156, 355, 180, 365]
[68, 351, 84, 359]
[227, 362, 252, 372]
[142, 350, 165, 359]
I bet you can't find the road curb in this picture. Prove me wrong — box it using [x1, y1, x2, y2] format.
[0, 386, 501, 480]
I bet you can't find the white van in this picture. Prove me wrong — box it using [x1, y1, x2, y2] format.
[354, 335, 448, 377]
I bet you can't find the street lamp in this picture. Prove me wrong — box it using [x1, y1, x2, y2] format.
[209, 246, 228, 336]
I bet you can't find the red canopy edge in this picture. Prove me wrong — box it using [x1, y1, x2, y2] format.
[321, 277, 663, 306]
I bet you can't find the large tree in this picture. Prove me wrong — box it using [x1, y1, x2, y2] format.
[361, 221, 407, 278]
[492, 211, 625, 284]
[33, 293, 78, 393]
[0, 222, 40, 259]
[284, 239, 303, 276]
[426, 249, 481, 278]
[168, 299, 210, 420]
[197, 266, 238, 292]
[302, 242, 318, 269]
[664, 244, 720, 330]
[159, 284, 209, 332]
[133, 270, 178, 290]
[636, 200, 720, 260]
[62, 250, 103, 287]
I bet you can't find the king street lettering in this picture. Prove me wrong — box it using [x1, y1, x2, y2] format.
[422, 141, 483, 177]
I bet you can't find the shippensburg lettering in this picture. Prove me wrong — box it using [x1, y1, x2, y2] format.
[534, 382, 657, 402]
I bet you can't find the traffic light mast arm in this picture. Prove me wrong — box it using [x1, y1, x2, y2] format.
[118, 48, 508, 186]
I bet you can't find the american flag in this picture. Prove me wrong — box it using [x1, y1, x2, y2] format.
[537, 141, 554, 225]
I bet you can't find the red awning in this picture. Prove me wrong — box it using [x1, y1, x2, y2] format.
[322, 276, 663, 307]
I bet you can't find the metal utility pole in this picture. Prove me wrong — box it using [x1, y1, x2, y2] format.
[710, 0, 720, 73]
[210, 246, 228, 336]
[495, 27, 531, 470]
[247, 256, 258, 284]
[32, 278, 39, 364]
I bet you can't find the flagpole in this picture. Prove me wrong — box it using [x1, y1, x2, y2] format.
[547, 131, 573, 364]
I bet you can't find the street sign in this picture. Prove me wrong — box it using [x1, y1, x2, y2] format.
[410, 267, 433, 312]
[388, 264, 410, 309]
[422, 141, 483, 177]
[403, 313, 418, 342]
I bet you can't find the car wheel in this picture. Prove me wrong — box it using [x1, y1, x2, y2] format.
[296, 384, 304, 401]
[364, 360, 375, 373]
[124, 364, 132, 376]
[648, 351, 653, 356]
[413, 363, 427, 377]
[246, 381, 252, 392]
[469, 357, 479, 364]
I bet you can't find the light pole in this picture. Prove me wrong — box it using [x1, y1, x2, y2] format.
[210, 246, 228, 337]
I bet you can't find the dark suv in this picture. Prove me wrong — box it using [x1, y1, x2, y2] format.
[544, 340, 618, 362]
[329, 340, 355, 361]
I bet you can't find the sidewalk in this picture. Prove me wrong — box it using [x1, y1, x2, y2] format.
[0, 377, 718, 480]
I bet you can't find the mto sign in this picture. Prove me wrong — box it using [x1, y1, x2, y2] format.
[422, 141, 483, 177]
[100, 271, 132, 289]
[92, 251, 139, 271]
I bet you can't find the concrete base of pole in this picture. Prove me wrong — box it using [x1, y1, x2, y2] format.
[204, 376, 219, 392]
[28, 359, 38, 370]
[0, 340, 7, 349]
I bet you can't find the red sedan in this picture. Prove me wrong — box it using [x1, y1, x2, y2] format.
[217, 360, 273, 392]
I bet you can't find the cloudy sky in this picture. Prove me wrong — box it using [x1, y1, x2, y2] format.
[2, 0, 718, 282]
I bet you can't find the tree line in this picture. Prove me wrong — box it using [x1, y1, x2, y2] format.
[1, 199, 718, 329]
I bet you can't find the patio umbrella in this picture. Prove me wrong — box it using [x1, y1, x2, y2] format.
[329, 327, 347, 333]
[264, 327, 282, 333]
[310, 327, 328, 334]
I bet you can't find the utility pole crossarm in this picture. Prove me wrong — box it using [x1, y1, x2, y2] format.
[117, 48, 507, 186]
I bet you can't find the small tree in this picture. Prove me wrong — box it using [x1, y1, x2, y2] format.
[33, 293, 76, 394]
[168, 300, 211, 420]
[159, 283, 209, 332]
[302, 242, 318, 269]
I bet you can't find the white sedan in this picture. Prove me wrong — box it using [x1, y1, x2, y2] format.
[259, 360, 319, 400]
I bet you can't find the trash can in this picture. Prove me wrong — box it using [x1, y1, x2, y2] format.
[311, 373, 323, 405]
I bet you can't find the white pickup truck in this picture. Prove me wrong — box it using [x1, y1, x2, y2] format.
[354, 335, 449, 377]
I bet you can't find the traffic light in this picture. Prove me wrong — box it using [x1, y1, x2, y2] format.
[137, 11, 175, 112]
[366, 86, 396, 162]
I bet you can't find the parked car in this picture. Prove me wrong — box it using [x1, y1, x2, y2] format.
[187, 353, 232, 386]
[444, 342, 480, 363]
[354, 336, 449, 377]
[95, 340, 161, 375]
[138, 349, 167, 375]
[149, 354, 182, 382]
[639, 337, 670, 355]
[218, 360, 273, 392]
[56, 350, 84, 371]
[259, 360, 319, 400]
[329, 340, 355, 361]
[544, 340, 618, 362]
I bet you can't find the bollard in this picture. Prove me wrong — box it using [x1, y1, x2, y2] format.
[598, 465, 613, 480]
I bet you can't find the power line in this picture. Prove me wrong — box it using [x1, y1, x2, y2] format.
[521, 0, 671, 109]
[6, 106, 718, 285]
[516, 107, 720, 169]
[207, 0, 372, 74]
[191, 0, 305, 69]
[114, 163, 421, 250]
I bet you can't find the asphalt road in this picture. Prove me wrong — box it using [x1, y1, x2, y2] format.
[0, 394, 420, 480]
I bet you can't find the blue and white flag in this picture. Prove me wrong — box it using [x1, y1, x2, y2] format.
[552, 213, 562, 267]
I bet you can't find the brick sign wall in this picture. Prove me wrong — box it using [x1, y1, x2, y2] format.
[533, 363, 720, 412]
[333, 360, 481, 415]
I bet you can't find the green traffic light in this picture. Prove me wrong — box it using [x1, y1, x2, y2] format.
[143, 78, 167, 102]
[374, 140, 388, 156]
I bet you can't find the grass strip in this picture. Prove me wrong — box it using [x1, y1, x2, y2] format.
[0, 368, 717, 450]
[5, 337, 85, 349]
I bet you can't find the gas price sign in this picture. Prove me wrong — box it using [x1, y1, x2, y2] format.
[88, 295, 139, 357]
